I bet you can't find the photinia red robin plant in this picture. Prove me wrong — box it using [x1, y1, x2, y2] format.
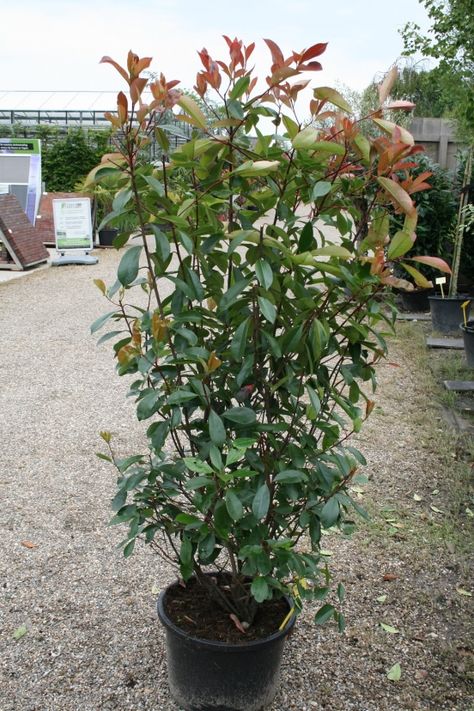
[90, 40, 450, 630]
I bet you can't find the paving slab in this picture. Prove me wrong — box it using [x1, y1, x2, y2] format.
[444, 380, 474, 392]
[397, 311, 431, 321]
[426, 336, 464, 349]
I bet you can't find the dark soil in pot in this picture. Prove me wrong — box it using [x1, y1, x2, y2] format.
[158, 576, 295, 711]
[164, 575, 289, 643]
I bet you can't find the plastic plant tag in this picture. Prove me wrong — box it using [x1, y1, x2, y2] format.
[435, 276, 446, 298]
[461, 300, 470, 326]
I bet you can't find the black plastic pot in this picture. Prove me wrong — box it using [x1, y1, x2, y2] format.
[398, 287, 434, 312]
[98, 228, 118, 247]
[157, 581, 295, 711]
[429, 295, 472, 334]
[460, 320, 474, 367]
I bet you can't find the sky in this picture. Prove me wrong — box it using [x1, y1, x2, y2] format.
[0, 0, 431, 108]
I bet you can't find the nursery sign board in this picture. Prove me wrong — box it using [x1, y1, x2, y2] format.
[0, 138, 42, 225]
[52, 198, 93, 250]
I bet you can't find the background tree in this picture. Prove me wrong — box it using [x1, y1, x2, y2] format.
[400, 0, 474, 141]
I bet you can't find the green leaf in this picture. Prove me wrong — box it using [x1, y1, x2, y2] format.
[251, 577, 270, 603]
[255, 259, 273, 290]
[292, 126, 318, 149]
[150, 225, 171, 261]
[306, 384, 321, 415]
[314, 604, 335, 624]
[230, 75, 251, 100]
[183, 457, 214, 474]
[298, 221, 315, 252]
[311, 181, 332, 199]
[230, 318, 250, 360]
[167, 390, 198, 405]
[209, 410, 226, 446]
[258, 296, 277, 323]
[227, 98, 245, 119]
[179, 536, 193, 580]
[118, 245, 142, 286]
[222, 407, 256, 425]
[380, 622, 400, 634]
[337, 583, 345, 602]
[13, 624, 28, 640]
[312, 245, 352, 259]
[144, 174, 165, 196]
[136, 391, 160, 421]
[274, 469, 308, 484]
[225, 490, 244, 521]
[218, 278, 251, 313]
[376, 595, 387, 603]
[252, 484, 270, 520]
[320, 497, 340, 527]
[123, 539, 136, 558]
[184, 476, 214, 490]
[387, 230, 414, 260]
[387, 663, 402, 681]
[91, 311, 116, 335]
[313, 86, 352, 113]
[177, 94, 207, 129]
[400, 262, 433, 289]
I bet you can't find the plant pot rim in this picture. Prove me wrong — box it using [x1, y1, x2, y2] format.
[429, 294, 473, 302]
[157, 579, 295, 652]
[460, 320, 474, 333]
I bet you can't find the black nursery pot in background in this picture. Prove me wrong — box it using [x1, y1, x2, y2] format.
[460, 320, 474, 367]
[98, 228, 118, 247]
[429, 295, 472, 334]
[398, 287, 434, 312]
[157, 581, 295, 711]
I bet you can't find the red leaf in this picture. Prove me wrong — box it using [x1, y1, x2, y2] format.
[300, 42, 328, 62]
[298, 61, 323, 72]
[264, 38, 284, 68]
[383, 573, 398, 581]
[407, 256, 452, 274]
[229, 614, 247, 634]
[245, 42, 255, 60]
[100, 56, 130, 84]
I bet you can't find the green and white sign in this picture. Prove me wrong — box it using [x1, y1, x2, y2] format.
[52, 198, 93, 250]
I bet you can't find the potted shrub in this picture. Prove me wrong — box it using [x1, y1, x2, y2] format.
[390, 154, 456, 312]
[91, 42, 450, 710]
[429, 149, 473, 333]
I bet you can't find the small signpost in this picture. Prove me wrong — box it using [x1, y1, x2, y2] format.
[51, 198, 97, 265]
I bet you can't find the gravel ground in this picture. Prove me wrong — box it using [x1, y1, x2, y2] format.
[0, 249, 472, 711]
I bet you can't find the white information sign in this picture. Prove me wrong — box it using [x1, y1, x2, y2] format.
[52, 198, 93, 251]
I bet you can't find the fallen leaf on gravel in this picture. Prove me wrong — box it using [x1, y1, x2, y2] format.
[414, 670, 428, 681]
[383, 574, 397, 581]
[456, 588, 472, 597]
[20, 540, 38, 549]
[387, 663, 401, 681]
[380, 623, 400, 634]
[376, 595, 388, 603]
[151, 585, 160, 595]
[430, 505, 444, 514]
[13, 625, 27, 640]
[413, 494, 422, 502]
[466, 507, 474, 518]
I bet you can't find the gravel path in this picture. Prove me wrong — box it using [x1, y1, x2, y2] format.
[0, 250, 472, 711]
